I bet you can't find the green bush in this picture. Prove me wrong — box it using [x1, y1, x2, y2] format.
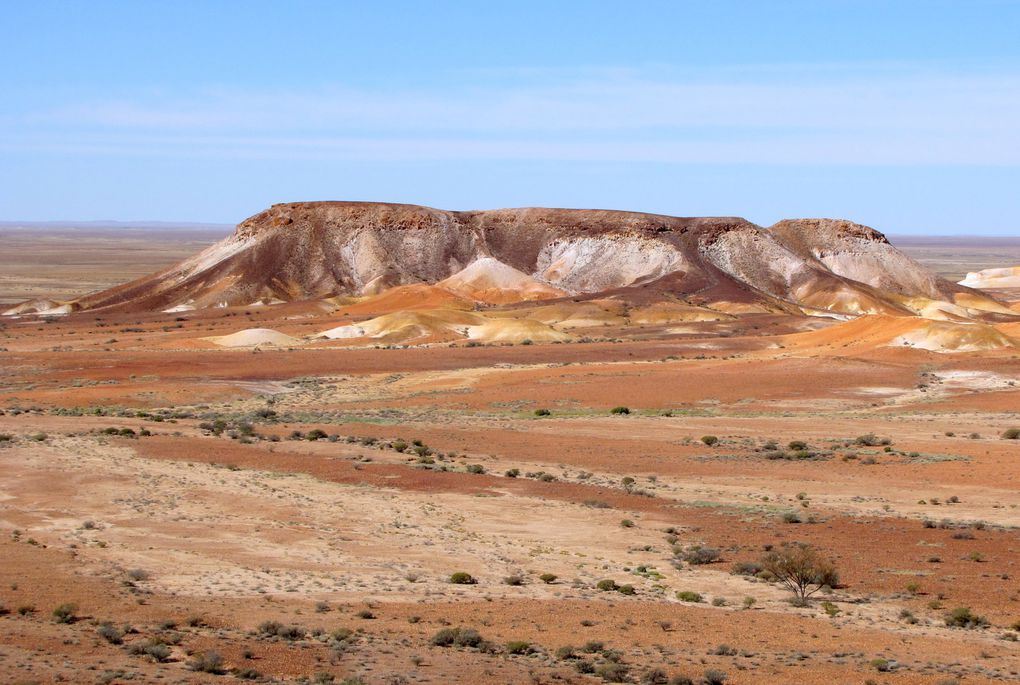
[700, 435, 718, 446]
[596, 579, 619, 592]
[731, 561, 763, 576]
[97, 622, 124, 644]
[1002, 428, 1020, 440]
[595, 661, 629, 682]
[610, 406, 630, 415]
[676, 590, 703, 603]
[539, 573, 558, 584]
[188, 651, 225, 674]
[639, 668, 669, 685]
[257, 621, 305, 640]
[534, 408, 551, 416]
[945, 607, 988, 629]
[450, 571, 476, 585]
[51, 602, 77, 624]
[678, 546, 720, 565]
[505, 640, 532, 655]
[127, 639, 172, 662]
[555, 645, 577, 659]
[432, 627, 484, 648]
[703, 669, 728, 685]
[431, 627, 460, 646]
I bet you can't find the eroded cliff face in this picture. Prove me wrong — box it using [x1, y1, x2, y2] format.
[26, 201, 1002, 319]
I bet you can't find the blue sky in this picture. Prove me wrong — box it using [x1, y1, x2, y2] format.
[2, 1, 1019, 233]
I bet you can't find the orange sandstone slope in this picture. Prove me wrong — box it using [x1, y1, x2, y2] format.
[18, 201, 1012, 319]
[782, 314, 1020, 354]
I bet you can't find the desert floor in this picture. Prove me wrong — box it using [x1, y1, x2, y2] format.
[1, 232, 1019, 685]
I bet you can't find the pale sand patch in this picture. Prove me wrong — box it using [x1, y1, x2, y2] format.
[204, 328, 302, 347]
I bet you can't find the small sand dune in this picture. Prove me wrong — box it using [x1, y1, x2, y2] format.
[204, 328, 302, 348]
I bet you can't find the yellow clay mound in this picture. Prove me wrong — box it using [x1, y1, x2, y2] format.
[205, 328, 302, 348]
[628, 302, 735, 324]
[995, 321, 1020, 337]
[437, 257, 566, 304]
[319, 310, 487, 342]
[784, 315, 1019, 354]
[465, 318, 571, 344]
[895, 296, 981, 322]
[794, 282, 909, 316]
[518, 300, 628, 328]
[708, 301, 776, 315]
[951, 291, 1016, 315]
[335, 284, 475, 317]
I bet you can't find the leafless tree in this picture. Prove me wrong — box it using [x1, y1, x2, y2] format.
[761, 543, 839, 600]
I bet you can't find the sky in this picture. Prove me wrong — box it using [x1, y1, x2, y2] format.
[2, 1, 1019, 234]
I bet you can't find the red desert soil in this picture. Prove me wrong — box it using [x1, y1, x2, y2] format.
[2, 210, 1020, 683]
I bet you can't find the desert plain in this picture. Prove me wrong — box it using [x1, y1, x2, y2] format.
[2, 208, 1020, 685]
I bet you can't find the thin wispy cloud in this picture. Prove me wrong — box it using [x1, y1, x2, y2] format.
[7, 64, 1020, 165]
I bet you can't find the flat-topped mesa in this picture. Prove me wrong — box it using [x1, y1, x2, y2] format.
[235, 201, 456, 240]
[16, 201, 1009, 320]
[771, 218, 891, 245]
[235, 201, 755, 241]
